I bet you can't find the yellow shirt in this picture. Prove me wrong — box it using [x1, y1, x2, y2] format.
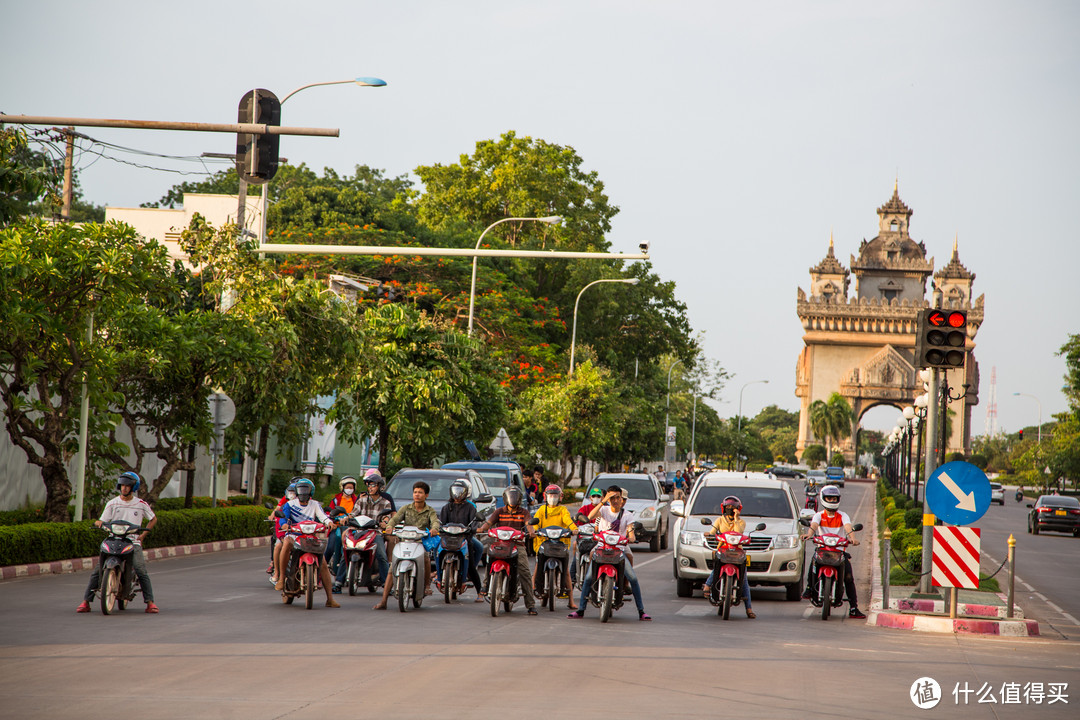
[710, 514, 746, 535]
[532, 504, 577, 553]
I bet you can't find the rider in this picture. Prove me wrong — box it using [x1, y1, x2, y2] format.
[799, 485, 865, 619]
[532, 484, 578, 610]
[267, 482, 297, 580]
[274, 477, 340, 608]
[325, 476, 359, 577]
[77, 472, 159, 613]
[702, 496, 755, 619]
[437, 479, 487, 602]
[373, 481, 441, 610]
[570, 487, 604, 585]
[569, 485, 651, 621]
[333, 473, 393, 593]
[477, 486, 538, 615]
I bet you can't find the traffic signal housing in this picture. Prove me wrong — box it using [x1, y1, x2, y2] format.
[1018, 429, 1024, 441]
[236, 89, 281, 184]
[914, 308, 967, 369]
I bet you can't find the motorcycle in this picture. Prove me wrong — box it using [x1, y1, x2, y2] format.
[702, 519, 767, 620]
[1015, 489, 1024, 503]
[804, 485, 819, 512]
[584, 528, 633, 623]
[801, 518, 863, 620]
[574, 523, 597, 591]
[280, 520, 330, 609]
[532, 521, 573, 611]
[96, 520, 148, 615]
[437, 522, 474, 604]
[485, 525, 526, 617]
[390, 525, 428, 613]
[341, 513, 386, 595]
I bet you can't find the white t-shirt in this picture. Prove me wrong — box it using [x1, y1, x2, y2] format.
[810, 510, 852, 538]
[99, 495, 155, 528]
[595, 505, 636, 557]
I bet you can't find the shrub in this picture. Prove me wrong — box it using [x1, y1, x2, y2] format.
[154, 496, 258, 511]
[885, 511, 906, 532]
[889, 565, 918, 586]
[905, 544, 922, 572]
[0, 506, 272, 567]
[904, 507, 922, 530]
[890, 527, 916, 554]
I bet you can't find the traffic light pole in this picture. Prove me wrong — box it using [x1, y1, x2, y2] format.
[920, 367, 940, 594]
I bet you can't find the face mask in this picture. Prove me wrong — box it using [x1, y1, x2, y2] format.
[343, 488, 354, 496]
[286, 492, 297, 500]
[545, 496, 559, 506]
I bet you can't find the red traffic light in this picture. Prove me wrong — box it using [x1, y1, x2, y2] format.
[927, 311, 947, 327]
[947, 311, 965, 328]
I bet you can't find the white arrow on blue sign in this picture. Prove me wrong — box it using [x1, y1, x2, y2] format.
[926, 461, 992, 526]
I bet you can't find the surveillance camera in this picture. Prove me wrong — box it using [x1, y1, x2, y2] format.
[638, 241, 650, 254]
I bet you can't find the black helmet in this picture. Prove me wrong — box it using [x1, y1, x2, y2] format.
[503, 486, 523, 508]
[363, 469, 384, 488]
[449, 480, 469, 502]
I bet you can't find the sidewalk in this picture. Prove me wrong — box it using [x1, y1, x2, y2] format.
[864, 504, 1040, 637]
[0, 535, 271, 581]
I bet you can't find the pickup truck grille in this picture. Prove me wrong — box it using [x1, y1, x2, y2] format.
[704, 536, 772, 553]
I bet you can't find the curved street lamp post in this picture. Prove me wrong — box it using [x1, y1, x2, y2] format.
[569, 278, 638, 375]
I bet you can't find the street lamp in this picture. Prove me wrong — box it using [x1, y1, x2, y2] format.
[569, 278, 639, 375]
[260, 76, 387, 246]
[1012, 392, 1043, 443]
[736, 380, 769, 433]
[467, 215, 563, 335]
[664, 358, 683, 469]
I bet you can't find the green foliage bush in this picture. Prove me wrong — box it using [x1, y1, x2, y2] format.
[904, 507, 922, 530]
[0, 506, 272, 567]
[905, 545, 922, 572]
[885, 511, 906, 532]
[154, 496, 258, 511]
[890, 564, 918, 586]
[890, 527, 916, 553]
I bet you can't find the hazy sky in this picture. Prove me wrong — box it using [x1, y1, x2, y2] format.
[3, 1, 1078, 435]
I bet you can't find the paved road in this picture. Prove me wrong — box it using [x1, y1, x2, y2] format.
[1, 482, 1077, 719]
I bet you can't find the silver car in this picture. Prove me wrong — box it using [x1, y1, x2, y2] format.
[671, 471, 809, 601]
[583, 473, 671, 552]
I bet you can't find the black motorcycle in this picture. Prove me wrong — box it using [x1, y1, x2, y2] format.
[437, 522, 474, 604]
[97, 520, 148, 615]
[532, 522, 573, 611]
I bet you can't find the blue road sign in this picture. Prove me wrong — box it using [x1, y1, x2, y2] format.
[926, 461, 991, 526]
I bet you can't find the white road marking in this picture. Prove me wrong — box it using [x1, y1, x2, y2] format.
[784, 643, 916, 656]
[675, 604, 712, 617]
[633, 552, 671, 568]
[208, 593, 253, 603]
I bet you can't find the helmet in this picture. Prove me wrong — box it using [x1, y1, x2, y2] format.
[292, 477, 315, 500]
[820, 485, 841, 510]
[363, 469, 384, 487]
[721, 495, 742, 515]
[449, 480, 469, 502]
[544, 484, 561, 505]
[117, 471, 141, 493]
[503, 486, 523, 508]
[339, 476, 357, 491]
[286, 482, 297, 493]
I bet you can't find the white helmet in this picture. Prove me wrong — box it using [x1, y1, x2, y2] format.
[820, 485, 841, 510]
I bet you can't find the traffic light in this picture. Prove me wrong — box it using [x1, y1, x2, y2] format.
[1018, 429, 1024, 441]
[236, 89, 281, 184]
[913, 308, 967, 369]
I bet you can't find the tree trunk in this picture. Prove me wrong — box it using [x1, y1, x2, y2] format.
[254, 423, 269, 503]
[42, 461, 73, 523]
[184, 443, 195, 509]
[377, 417, 389, 476]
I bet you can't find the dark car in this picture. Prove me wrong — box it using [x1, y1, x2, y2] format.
[385, 468, 496, 520]
[440, 460, 531, 511]
[766, 466, 804, 480]
[1027, 495, 1080, 536]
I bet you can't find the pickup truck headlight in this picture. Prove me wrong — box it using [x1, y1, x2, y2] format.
[679, 531, 705, 547]
[772, 534, 800, 549]
[639, 506, 656, 520]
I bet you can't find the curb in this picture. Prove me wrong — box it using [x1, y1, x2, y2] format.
[866, 495, 1039, 637]
[0, 535, 271, 581]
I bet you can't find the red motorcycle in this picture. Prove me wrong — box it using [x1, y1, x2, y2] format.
[281, 521, 330, 609]
[705, 520, 766, 620]
[586, 529, 630, 623]
[341, 513, 383, 595]
[486, 526, 526, 617]
[805, 522, 863, 621]
[804, 485, 819, 512]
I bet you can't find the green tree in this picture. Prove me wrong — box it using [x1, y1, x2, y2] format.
[0, 219, 176, 520]
[331, 303, 507, 473]
[808, 393, 853, 458]
[802, 444, 826, 467]
[1058, 333, 1080, 417]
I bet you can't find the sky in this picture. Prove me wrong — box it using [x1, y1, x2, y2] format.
[3, 0, 1078, 436]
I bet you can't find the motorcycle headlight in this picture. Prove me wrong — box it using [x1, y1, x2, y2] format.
[679, 531, 705, 547]
[639, 506, 656, 520]
[772, 534, 799, 549]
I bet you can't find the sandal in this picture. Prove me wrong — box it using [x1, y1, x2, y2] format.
[527, 607, 538, 615]
[424, 586, 433, 597]
[567, 610, 584, 619]
[746, 609, 756, 619]
[638, 611, 652, 621]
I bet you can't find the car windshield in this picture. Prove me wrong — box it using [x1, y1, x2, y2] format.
[472, 469, 510, 489]
[387, 473, 475, 500]
[808, 470, 825, 477]
[588, 477, 657, 500]
[1038, 496, 1080, 508]
[990, 483, 1002, 490]
[690, 486, 793, 519]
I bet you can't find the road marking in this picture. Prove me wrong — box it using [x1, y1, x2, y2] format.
[802, 605, 815, 619]
[634, 552, 671, 569]
[784, 643, 917, 656]
[1035, 592, 1048, 601]
[208, 593, 253, 603]
[675, 604, 711, 617]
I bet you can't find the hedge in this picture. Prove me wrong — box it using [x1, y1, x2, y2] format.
[0, 505, 272, 567]
[154, 496, 260, 511]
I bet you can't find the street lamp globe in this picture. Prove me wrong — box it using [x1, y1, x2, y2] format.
[903, 405, 915, 420]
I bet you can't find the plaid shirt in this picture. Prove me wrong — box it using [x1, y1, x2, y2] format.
[348, 492, 392, 519]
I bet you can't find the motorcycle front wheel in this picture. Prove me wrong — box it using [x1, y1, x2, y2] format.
[599, 574, 615, 623]
[304, 563, 315, 610]
[545, 567, 557, 611]
[100, 567, 120, 615]
[397, 572, 411, 613]
[821, 575, 834, 621]
[721, 573, 734, 620]
[348, 561, 359, 596]
[489, 573, 504, 617]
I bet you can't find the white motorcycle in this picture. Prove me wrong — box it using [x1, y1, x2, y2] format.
[391, 525, 428, 613]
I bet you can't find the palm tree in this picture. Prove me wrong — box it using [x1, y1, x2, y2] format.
[809, 393, 854, 462]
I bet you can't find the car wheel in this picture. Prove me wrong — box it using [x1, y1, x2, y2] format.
[660, 524, 669, 550]
[676, 576, 695, 598]
[1032, 522, 1040, 536]
[649, 531, 661, 553]
[785, 577, 804, 602]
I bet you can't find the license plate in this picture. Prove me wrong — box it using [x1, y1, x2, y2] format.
[1055, 509, 1067, 516]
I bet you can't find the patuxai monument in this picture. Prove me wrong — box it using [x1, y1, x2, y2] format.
[795, 184, 984, 464]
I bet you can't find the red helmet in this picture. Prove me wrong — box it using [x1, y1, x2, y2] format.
[721, 495, 742, 514]
[544, 484, 561, 496]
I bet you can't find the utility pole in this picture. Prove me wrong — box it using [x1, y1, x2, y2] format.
[62, 127, 74, 220]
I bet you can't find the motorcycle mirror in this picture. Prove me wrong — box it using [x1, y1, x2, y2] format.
[700, 518, 713, 526]
[477, 494, 493, 504]
[529, 517, 540, 525]
[851, 523, 863, 532]
[273, 509, 286, 518]
[754, 523, 767, 532]
[798, 517, 811, 527]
